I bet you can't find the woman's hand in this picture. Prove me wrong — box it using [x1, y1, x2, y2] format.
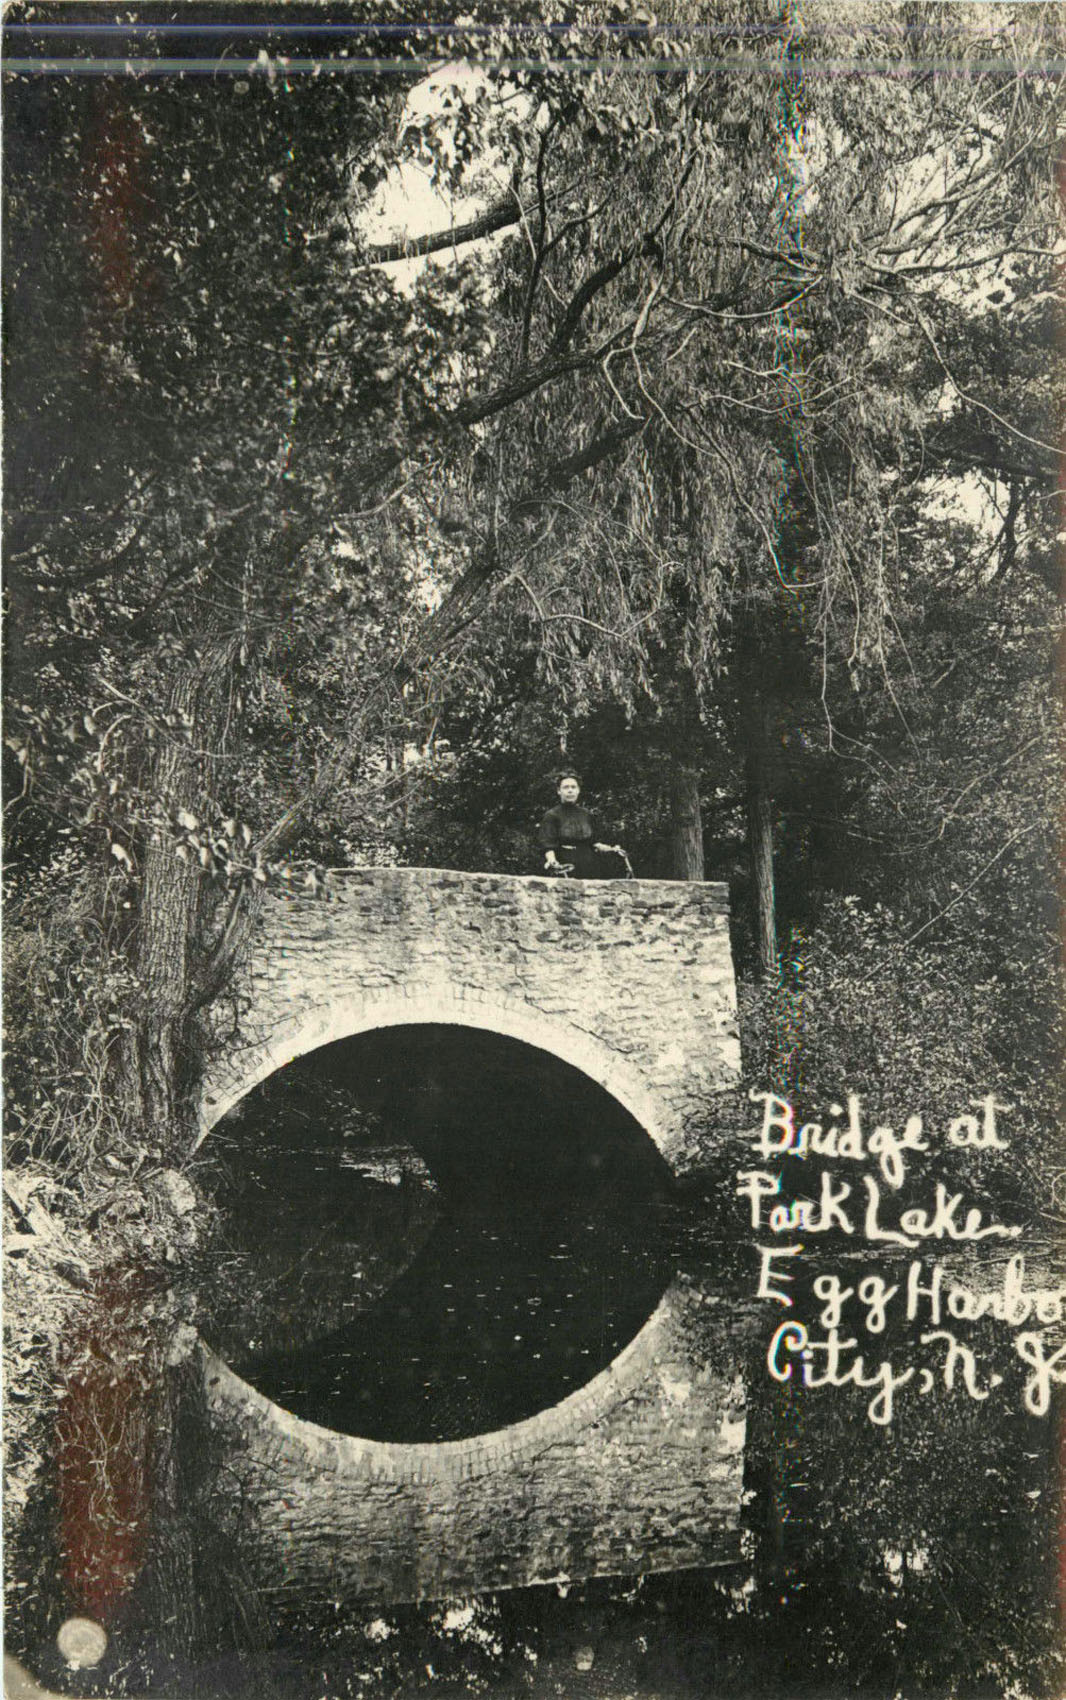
[544, 851, 560, 869]
[593, 842, 624, 856]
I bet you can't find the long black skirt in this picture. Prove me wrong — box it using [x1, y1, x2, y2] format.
[550, 841, 598, 878]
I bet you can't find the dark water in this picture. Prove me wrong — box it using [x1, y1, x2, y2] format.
[207, 1025, 677, 1442]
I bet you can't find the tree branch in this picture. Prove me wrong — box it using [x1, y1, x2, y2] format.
[519, 117, 558, 365]
[360, 198, 526, 265]
[546, 158, 694, 357]
[510, 416, 648, 508]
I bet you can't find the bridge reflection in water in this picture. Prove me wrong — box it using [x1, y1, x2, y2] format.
[208, 1025, 676, 1442]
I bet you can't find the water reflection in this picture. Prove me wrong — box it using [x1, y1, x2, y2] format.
[207, 1025, 676, 1441]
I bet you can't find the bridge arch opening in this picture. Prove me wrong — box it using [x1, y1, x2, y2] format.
[201, 982, 679, 1162]
[203, 1019, 678, 1446]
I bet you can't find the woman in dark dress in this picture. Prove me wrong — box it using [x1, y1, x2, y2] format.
[538, 773, 626, 878]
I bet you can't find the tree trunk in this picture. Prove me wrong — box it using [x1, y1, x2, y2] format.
[666, 762, 704, 880]
[743, 688, 779, 978]
[135, 827, 202, 1151]
[131, 639, 246, 1151]
[59, 643, 248, 1658]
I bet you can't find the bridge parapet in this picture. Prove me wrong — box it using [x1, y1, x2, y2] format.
[203, 868, 740, 1170]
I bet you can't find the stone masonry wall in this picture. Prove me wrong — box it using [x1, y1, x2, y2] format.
[205, 1282, 746, 1608]
[202, 869, 740, 1171]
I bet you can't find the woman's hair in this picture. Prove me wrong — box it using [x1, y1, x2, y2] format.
[555, 770, 581, 788]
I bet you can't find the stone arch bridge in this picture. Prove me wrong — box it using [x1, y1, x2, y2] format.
[199, 868, 747, 1609]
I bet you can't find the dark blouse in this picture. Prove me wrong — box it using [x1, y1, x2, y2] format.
[538, 801, 595, 850]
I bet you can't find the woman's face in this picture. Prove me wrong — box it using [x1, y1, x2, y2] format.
[558, 777, 581, 804]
